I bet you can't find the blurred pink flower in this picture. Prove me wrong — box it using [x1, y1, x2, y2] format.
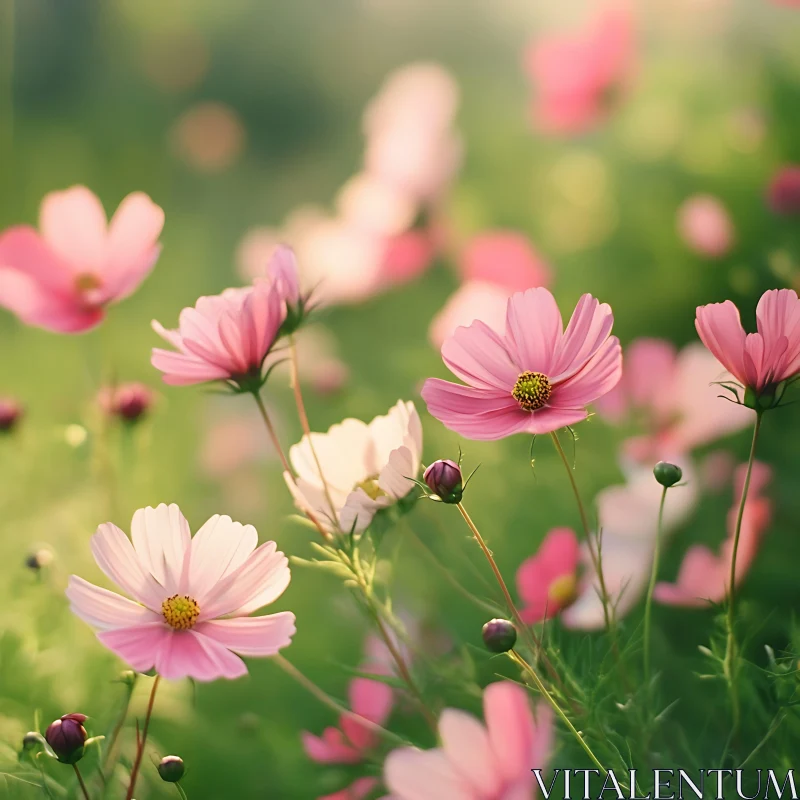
[700, 449, 736, 493]
[151, 281, 284, 387]
[170, 101, 246, 173]
[562, 459, 699, 630]
[266, 244, 302, 307]
[516, 528, 580, 624]
[302, 667, 394, 764]
[0, 397, 23, 432]
[67, 504, 295, 681]
[381, 229, 437, 286]
[695, 288, 800, 396]
[287, 401, 422, 534]
[0, 186, 164, 333]
[337, 172, 418, 238]
[677, 195, 734, 258]
[98, 382, 155, 424]
[422, 288, 622, 440]
[458, 232, 551, 294]
[655, 462, 772, 607]
[767, 165, 800, 215]
[319, 778, 378, 800]
[383, 681, 552, 800]
[597, 339, 752, 463]
[428, 281, 511, 351]
[525, 5, 635, 135]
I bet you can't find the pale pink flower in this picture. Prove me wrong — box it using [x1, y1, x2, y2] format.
[677, 195, 734, 258]
[428, 281, 511, 351]
[458, 232, 551, 294]
[655, 462, 772, 607]
[302, 667, 393, 764]
[516, 528, 580, 625]
[695, 288, 800, 397]
[525, 5, 635, 135]
[562, 459, 699, 630]
[266, 244, 302, 307]
[0, 186, 164, 333]
[336, 172, 418, 238]
[151, 281, 284, 387]
[288, 401, 422, 534]
[66, 504, 295, 681]
[383, 681, 552, 800]
[596, 339, 752, 463]
[767, 165, 800, 215]
[320, 778, 378, 800]
[422, 288, 622, 440]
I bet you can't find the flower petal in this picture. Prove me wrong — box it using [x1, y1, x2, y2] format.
[484, 681, 535, 785]
[438, 709, 503, 797]
[0, 225, 72, 291]
[187, 515, 258, 598]
[695, 301, 748, 386]
[130, 504, 191, 594]
[384, 748, 477, 800]
[195, 612, 296, 657]
[155, 629, 248, 681]
[66, 575, 159, 631]
[302, 729, 361, 764]
[551, 294, 614, 380]
[503, 288, 563, 374]
[97, 623, 172, 673]
[551, 336, 622, 408]
[441, 320, 519, 391]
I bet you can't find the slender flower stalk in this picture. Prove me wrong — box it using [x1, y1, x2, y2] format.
[549, 431, 614, 631]
[100, 675, 137, 784]
[724, 412, 763, 735]
[287, 336, 339, 523]
[643, 485, 669, 704]
[273, 654, 406, 747]
[72, 764, 90, 800]
[508, 649, 607, 777]
[125, 675, 160, 800]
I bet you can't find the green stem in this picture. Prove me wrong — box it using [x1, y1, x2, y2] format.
[509, 650, 607, 777]
[72, 764, 90, 800]
[125, 675, 160, 800]
[176, 783, 189, 800]
[724, 411, 763, 738]
[643, 486, 668, 705]
[100, 675, 137, 783]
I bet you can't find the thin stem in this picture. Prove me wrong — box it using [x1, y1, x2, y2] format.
[509, 650, 607, 777]
[176, 783, 189, 800]
[272, 654, 406, 746]
[643, 486, 669, 704]
[72, 764, 90, 800]
[724, 411, 763, 738]
[549, 431, 613, 633]
[125, 675, 161, 800]
[100, 677, 137, 784]
[288, 335, 338, 522]
[251, 390, 331, 542]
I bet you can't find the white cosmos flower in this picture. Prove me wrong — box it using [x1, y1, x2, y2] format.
[286, 400, 422, 534]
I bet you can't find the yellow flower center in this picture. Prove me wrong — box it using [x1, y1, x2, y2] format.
[162, 595, 200, 631]
[74, 273, 102, 293]
[548, 574, 578, 607]
[512, 371, 552, 411]
[356, 476, 385, 501]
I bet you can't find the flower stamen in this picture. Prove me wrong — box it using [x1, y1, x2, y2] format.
[162, 595, 200, 630]
[512, 371, 552, 411]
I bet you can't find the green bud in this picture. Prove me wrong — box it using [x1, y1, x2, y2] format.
[157, 755, 185, 783]
[653, 461, 682, 488]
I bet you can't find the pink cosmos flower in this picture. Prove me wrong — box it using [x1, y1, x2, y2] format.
[525, 5, 635, 135]
[151, 280, 284, 387]
[766, 165, 800, 215]
[0, 186, 164, 333]
[302, 667, 394, 764]
[422, 288, 622, 440]
[287, 401, 422, 534]
[676, 195, 734, 258]
[66, 504, 295, 681]
[383, 681, 552, 800]
[655, 462, 771, 607]
[458, 232, 551, 294]
[516, 528, 581, 624]
[596, 339, 752, 464]
[695, 288, 800, 398]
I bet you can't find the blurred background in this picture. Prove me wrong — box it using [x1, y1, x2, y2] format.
[1, 0, 799, 797]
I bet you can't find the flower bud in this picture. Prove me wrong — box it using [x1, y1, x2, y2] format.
[423, 459, 463, 504]
[99, 382, 154, 424]
[25, 548, 54, 573]
[45, 713, 88, 764]
[653, 461, 683, 488]
[157, 755, 185, 783]
[482, 618, 517, 653]
[0, 397, 23, 433]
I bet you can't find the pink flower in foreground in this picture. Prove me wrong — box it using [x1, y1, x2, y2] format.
[303, 667, 393, 764]
[458, 232, 551, 294]
[677, 195, 734, 258]
[596, 339, 752, 464]
[287, 401, 422, 534]
[151, 280, 284, 388]
[767, 165, 800, 215]
[525, 5, 635, 135]
[516, 528, 580, 624]
[696, 288, 800, 402]
[655, 462, 771, 607]
[66, 504, 295, 681]
[384, 681, 552, 800]
[422, 288, 622, 440]
[0, 186, 164, 333]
